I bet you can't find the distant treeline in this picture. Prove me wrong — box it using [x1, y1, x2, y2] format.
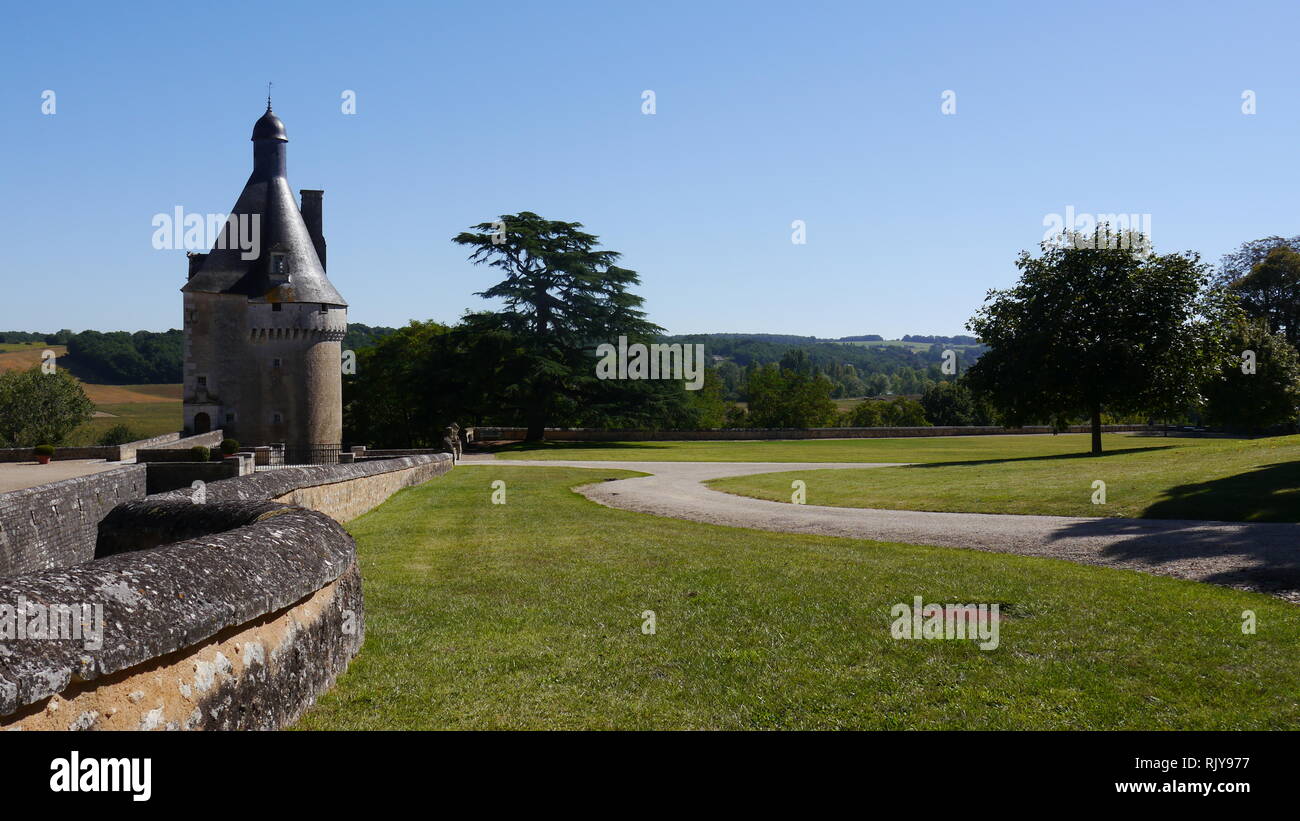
[66, 330, 184, 384]
[3, 324, 981, 395]
[0, 330, 73, 345]
[664, 333, 986, 399]
[343, 323, 399, 352]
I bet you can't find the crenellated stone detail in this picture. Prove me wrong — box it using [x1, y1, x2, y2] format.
[248, 326, 346, 343]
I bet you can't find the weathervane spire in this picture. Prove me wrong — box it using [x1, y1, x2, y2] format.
[266, 81, 273, 111]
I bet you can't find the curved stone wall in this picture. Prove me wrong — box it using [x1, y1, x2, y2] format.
[0, 454, 453, 730]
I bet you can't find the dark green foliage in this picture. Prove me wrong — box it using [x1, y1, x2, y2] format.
[1202, 318, 1300, 432]
[96, 423, 140, 446]
[744, 358, 838, 427]
[845, 396, 932, 426]
[220, 438, 240, 455]
[65, 329, 183, 384]
[664, 333, 974, 400]
[0, 330, 71, 345]
[967, 231, 1230, 454]
[342, 323, 399, 352]
[189, 445, 211, 462]
[1229, 246, 1300, 348]
[0, 367, 95, 447]
[33, 444, 55, 457]
[452, 212, 665, 441]
[920, 379, 992, 426]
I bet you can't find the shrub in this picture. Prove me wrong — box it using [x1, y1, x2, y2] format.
[33, 444, 55, 457]
[189, 445, 211, 462]
[220, 438, 240, 455]
[97, 423, 140, 446]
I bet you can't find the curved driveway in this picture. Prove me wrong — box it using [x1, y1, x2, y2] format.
[463, 456, 1300, 602]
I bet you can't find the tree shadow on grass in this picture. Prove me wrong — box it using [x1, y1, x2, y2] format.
[1044, 465, 1300, 597]
[900, 445, 1175, 470]
[1139, 461, 1300, 524]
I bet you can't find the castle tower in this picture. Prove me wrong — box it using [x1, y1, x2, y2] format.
[182, 104, 347, 455]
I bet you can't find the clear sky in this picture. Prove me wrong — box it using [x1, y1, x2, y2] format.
[3, 0, 1298, 338]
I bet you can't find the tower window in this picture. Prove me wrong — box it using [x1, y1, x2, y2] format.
[319, 303, 328, 313]
[271, 253, 289, 275]
[196, 375, 207, 387]
[272, 358, 282, 368]
[272, 412, 283, 424]
[225, 412, 236, 423]
[272, 303, 282, 312]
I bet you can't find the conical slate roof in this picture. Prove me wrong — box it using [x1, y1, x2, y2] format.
[183, 106, 346, 306]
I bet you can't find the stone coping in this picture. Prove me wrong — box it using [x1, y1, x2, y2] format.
[0, 505, 353, 717]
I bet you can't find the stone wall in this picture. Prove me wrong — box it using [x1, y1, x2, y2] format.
[470, 424, 1154, 442]
[0, 429, 224, 463]
[0, 454, 454, 729]
[0, 465, 147, 577]
[151, 453, 454, 523]
[0, 506, 363, 730]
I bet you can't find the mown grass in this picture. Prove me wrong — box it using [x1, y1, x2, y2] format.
[64, 401, 181, 446]
[294, 465, 1300, 730]
[491, 431, 1210, 463]
[708, 435, 1300, 522]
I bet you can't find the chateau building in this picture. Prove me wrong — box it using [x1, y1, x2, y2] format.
[182, 104, 347, 453]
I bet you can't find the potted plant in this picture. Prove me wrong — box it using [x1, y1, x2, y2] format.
[33, 444, 55, 465]
[220, 438, 240, 456]
[190, 445, 212, 462]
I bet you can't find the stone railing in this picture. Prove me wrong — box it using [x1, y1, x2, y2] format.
[0, 429, 225, 463]
[0, 465, 148, 577]
[0, 453, 454, 730]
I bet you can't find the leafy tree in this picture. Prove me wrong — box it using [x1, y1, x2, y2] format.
[453, 212, 661, 441]
[880, 396, 931, 426]
[724, 403, 749, 427]
[967, 230, 1231, 454]
[1229, 246, 1300, 347]
[342, 321, 461, 447]
[844, 399, 885, 426]
[745, 363, 837, 427]
[1202, 318, 1300, 431]
[0, 367, 94, 447]
[1215, 235, 1300, 288]
[97, 423, 140, 446]
[920, 379, 990, 426]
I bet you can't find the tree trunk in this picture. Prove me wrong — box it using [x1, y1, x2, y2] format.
[525, 418, 545, 442]
[1091, 404, 1103, 455]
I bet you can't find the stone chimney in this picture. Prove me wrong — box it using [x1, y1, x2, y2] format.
[186, 252, 206, 279]
[300, 189, 326, 271]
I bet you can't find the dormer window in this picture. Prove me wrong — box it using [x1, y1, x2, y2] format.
[271, 253, 289, 276]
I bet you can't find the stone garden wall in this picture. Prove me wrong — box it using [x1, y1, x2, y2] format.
[0, 453, 453, 730]
[0, 465, 147, 577]
[0, 429, 224, 463]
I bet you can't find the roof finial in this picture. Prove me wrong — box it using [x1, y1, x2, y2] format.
[266, 81, 273, 112]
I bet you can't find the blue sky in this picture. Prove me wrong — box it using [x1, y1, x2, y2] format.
[3, 0, 1298, 338]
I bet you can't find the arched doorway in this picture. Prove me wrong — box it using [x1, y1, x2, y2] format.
[194, 412, 211, 434]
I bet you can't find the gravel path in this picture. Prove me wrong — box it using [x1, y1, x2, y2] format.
[463, 455, 1300, 602]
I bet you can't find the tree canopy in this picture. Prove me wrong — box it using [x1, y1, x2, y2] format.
[966, 230, 1231, 453]
[0, 367, 94, 447]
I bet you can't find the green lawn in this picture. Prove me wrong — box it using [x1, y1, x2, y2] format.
[492, 431, 1200, 463]
[64, 401, 182, 446]
[293, 465, 1300, 730]
[708, 434, 1300, 522]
